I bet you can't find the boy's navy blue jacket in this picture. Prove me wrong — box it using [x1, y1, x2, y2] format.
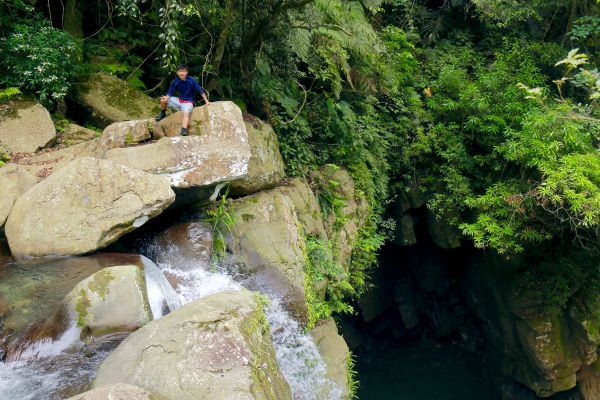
[166, 76, 206, 102]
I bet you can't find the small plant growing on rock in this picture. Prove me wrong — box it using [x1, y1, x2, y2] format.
[204, 186, 234, 262]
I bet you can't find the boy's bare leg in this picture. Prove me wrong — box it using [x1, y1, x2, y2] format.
[182, 111, 190, 129]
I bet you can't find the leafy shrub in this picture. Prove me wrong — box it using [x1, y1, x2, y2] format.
[0, 22, 80, 103]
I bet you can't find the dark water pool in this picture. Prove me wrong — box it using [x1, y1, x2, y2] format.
[357, 340, 496, 400]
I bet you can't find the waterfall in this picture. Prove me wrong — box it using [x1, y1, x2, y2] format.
[145, 238, 342, 400]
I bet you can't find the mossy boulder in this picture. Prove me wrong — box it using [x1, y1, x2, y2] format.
[60, 123, 99, 145]
[229, 116, 285, 195]
[68, 384, 158, 400]
[5, 157, 175, 260]
[278, 177, 328, 242]
[311, 165, 366, 272]
[226, 187, 309, 320]
[310, 318, 350, 398]
[93, 290, 292, 400]
[64, 265, 152, 336]
[67, 72, 159, 128]
[0, 97, 56, 153]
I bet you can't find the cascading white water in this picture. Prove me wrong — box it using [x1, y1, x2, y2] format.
[145, 238, 343, 400]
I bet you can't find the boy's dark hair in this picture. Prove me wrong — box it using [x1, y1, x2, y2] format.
[176, 63, 188, 71]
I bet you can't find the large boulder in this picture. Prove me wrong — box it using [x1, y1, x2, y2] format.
[310, 318, 351, 398]
[93, 290, 292, 400]
[67, 72, 159, 128]
[226, 187, 309, 319]
[0, 176, 18, 229]
[0, 97, 56, 153]
[64, 265, 152, 336]
[5, 157, 175, 260]
[0, 163, 40, 193]
[68, 384, 157, 400]
[104, 102, 250, 193]
[229, 116, 285, 195]
[0, 253, 147, 359]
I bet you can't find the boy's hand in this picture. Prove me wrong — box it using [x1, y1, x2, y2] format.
[160, 95, 170, 102]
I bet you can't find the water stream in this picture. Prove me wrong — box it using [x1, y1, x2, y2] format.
[0, 234, 341, 399]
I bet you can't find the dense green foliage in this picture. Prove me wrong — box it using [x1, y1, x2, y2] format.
[1, 0, 599, 315]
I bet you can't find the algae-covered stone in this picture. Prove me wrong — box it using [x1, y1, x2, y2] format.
[5, 157, 175, 260]
[68, 384, 158, 400]
[67, 72, 159, 128]
[60, 123, 99, 145]
[230, 117, 285, 195]
[0, 176, 18, 228]
[0, 97, 56, 153]
[227, 188, 309, 319]
[310, 318, 350, 398]
[64, 265, 152, 336]
[93, 290, 292, 400]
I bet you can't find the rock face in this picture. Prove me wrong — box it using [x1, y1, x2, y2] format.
[310, 318, 350, 398]
[0, 176, 18, 229]
[230, 116, 285, 195]
[68, 384, 158, 400]
[0, 98, 56, 153]
[5, 157, 175, 260]
[425, 208, 461, 249]
[64, 265, 152, 336]
[227, 187, 309, 319]
[312, 165, 366, 271]
[67, 72, 159, 128]
[93, 290, 292, 400]
[463, 252, 600, 398]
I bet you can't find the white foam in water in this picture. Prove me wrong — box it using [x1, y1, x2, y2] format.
[141, 255, 181, 318]
[17, 320, 81, 360]
[266, 298, 342, 400]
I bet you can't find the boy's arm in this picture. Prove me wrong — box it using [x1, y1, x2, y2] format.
[192, 78, 210, 104]
[162, 79, 177, 101]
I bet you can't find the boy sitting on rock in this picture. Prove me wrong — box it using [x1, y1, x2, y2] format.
[155, 64, 210, 136]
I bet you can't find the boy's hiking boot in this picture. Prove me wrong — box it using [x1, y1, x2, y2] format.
[180, 127, 189, 136]
[155, 110, 166, 122]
